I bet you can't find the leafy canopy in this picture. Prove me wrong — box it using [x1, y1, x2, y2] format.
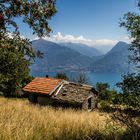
[0, 0, 57, 36]
[0, 0, 57, 96]
[118, 0, 140, 107]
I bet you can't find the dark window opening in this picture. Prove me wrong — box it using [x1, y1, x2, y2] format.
[28, 94, 38, 103]
[88, 97, 92, 110]
[62, 93, 67, 96]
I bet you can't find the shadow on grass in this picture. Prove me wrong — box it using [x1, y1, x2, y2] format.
[100, 105, 140, 117]
[99, 105, 140, 140]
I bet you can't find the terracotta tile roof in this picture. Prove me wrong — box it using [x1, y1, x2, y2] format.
[23, 78, 63, 95]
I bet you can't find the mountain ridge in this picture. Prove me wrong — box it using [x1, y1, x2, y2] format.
[31, 39, 93, 74]
[30, 39, 133, 75]
[91, 41, 133, 73]
[59, 42, 102, 57]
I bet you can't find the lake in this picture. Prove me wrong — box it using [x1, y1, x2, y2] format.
[31, 70, 123, 90]
[88, 72, 122, 90]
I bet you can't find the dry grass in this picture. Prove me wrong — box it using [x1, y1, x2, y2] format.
[0, 97, 126, 140]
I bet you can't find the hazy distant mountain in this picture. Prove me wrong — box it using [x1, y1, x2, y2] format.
[107, 41, 129, 55]
[30, 39, 134, 75]
[30, 39, 93, 74]
[91, 45, 115, 54]
[91, 41, 133, 73]
[59, 42, 102, 57]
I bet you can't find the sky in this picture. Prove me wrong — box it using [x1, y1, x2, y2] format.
[16, 0, 139, 52]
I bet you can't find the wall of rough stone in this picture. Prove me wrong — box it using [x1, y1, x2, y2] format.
[82, 93, 97, 111]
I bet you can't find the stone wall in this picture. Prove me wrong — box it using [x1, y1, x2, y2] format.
[53, 84, 97, 110]
[82, 93, 97, 111]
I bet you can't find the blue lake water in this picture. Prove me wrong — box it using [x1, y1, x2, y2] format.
[31, 70, 123, 90]
[68, 72, 122, 89]
[88, 72, 122, 90]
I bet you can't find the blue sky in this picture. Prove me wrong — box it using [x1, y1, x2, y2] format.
[50, 0, 137, 39]
[16, 0, 139, 51]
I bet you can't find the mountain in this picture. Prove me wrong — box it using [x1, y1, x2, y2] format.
[91, 41, 133, 73]
[30, 39, 93, 75]
[30, 40, 134, 75]
[59, 42, 102, 57]
[107, 41, 129, 55]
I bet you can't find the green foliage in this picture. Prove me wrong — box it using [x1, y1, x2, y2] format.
[96, 82, 123, 109]
[55, 73, 69, 80]
[96, 82, 110, 100]
[120, 12, 140, 69]
[117, 73, 140, 108]
[0, 36, 35, 96]
[96, 82, 110, 91]
[112, 2, 140, 138]
[0, 34, 34, 96]
[96, 82, 114, 101]
[118, 0, 140, 108]
[0, 0, 57, 37]
[0, 0, 56, 96]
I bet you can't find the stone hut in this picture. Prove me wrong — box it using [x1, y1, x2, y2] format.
[23, 77, 98, 111]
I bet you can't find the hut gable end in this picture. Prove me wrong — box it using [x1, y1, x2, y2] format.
[52, 83, 97, 110]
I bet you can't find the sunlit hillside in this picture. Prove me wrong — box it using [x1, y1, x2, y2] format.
[0, 97, 127, 140]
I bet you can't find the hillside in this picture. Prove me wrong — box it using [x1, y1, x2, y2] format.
[59, 42, 102, 57]
[31, 39, 93, 75]
[30, 40, 133, 74]
[91, 41, 133, 73]
[0, 97, 126, 140]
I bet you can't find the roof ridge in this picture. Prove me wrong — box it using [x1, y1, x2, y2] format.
[65, 81, 93, 88]
[34, 77, 62, 80]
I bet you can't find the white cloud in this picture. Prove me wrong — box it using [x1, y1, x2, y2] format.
[34, 32, 133, 53]
[124, 36, 130, 40]
[91, 39, 118, 46]
[122, 35, 133, 43]
[38, 32, 118, 47]
[7, 32, 25, 39]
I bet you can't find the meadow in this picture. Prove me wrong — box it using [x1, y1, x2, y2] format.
[0, 97, 137, 140]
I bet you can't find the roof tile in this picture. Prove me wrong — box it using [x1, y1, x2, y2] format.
[23, 78, 63, 95]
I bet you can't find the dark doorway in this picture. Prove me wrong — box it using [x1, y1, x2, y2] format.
[28, 94, 38, 103]
[88, 97, 92, 110]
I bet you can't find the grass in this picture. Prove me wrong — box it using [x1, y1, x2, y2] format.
[0, 97, 132, 140]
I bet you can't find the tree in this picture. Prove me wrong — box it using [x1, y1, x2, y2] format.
[0, 0, 57, 36]
[55, 73, 69, 80]
[120, 11, 140, 70]
[0, 0, 57, 96]
[96, 82, 110, 93]
[71, 72, 90, 84]
[117, 73, 140, 108]
[114, 2, 140, 139]
[96, 82, 118, 103]
[96, 82, 110, 100]
[118, 0, 140, 108]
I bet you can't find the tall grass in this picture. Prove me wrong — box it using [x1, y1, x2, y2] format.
[0, 97, 126, 140]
